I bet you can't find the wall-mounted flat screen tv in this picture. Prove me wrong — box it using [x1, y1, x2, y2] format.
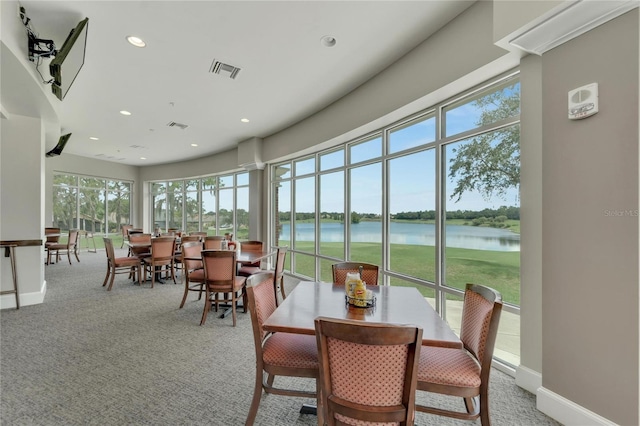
[49, 18, 89, 101]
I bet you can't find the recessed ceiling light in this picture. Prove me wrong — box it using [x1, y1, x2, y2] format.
[126, 36, 146, 48]
[241, 118, 250, 123]
[89, 136, 99, 141]
[191, 143, 198, 147]
[140, 157, 147, 160]
[120, 110, 132, 116]
[320, 35, 337, 47]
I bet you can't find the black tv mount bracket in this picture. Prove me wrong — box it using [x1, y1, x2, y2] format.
[28, 35, 56, 62]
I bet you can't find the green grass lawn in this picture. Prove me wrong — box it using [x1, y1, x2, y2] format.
[280, 240, 520, 306]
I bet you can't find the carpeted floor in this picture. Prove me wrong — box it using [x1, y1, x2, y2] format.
[1, 248, 562, 425]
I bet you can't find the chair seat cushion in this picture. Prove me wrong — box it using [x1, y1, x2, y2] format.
[209, 276, 246, 292]
[188, 268, 205, 281]
[237, 265, 262, 276]
[114, 256, 141, 267]
[417, 346, 481, 389]
[263, 333, 318, 369]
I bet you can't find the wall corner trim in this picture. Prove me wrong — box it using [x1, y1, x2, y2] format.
[515, 365, 542, 394]
[0, 279, 47, 309]
[537, 387, 618, 426]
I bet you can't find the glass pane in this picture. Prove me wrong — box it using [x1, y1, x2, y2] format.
[389, 116, 435, 154]
[294, 177, 315, 253]
[319, 171, 344, 257]
[202, 185, 216, 235]
[295, 157, 315, 176]
[388, 149, 435, 282]
[167, 181, 183, 230]
[292, 252, 315, 280]
[495, 309, 520, 367]
[236, 172, 249, 186]
[218, 188, 233, 236]
[79, 188, 105, 233]
[107, 189, 130, 234]
[185, 191, 199, 233]
[274, 164, 291, 180]
[275, 181, 291, 247]
[79, 177, 105, 189]
[219, 175, 233, 188]
[389, 278, 435, 308]
[53, 186, 77, 231]
[53, 174, 76, 187]
[445, 80, 520, 137]
[202, 177, 217, 192]
[349, 163, 382, 266]
[185, 179, 199, 191]
[236, 186, 249, 240]
[349, 135, 381, 164]
[108, 180, 131, 193]
[320, 258, 335, 283]
[152, 184, 167, 231]
[444, 125, 520, 306]
[444, 292, 464, 335]
[320, 149, 344, 171]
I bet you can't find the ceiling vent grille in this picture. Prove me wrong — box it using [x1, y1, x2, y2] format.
[129, 144, 147, 149]
[210, 59, 241, 79]
[166, 121, 189, 130]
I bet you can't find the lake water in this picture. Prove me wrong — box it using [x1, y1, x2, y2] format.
[283, 221, 520, 252]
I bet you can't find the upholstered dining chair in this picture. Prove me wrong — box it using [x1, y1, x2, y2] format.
[44, 227, 61, 263]
[237, 240, 264, 277]
[128, 232, 152, 259]
[102, 238, 141, 290]
[200, 249, 246, 326]
[415, 283, 502, 426]
[245, 271, 319, 426]
[120, 224, 133, 248]
[179, 241, 205, 308]
[142, 236, 176, 288]
[203, 235, 224, 250]
[46, 229, 80, 265]
[314, 317, 423, 426]
[331, 262, 379, 286]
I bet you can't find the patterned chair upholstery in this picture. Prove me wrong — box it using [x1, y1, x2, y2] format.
[415, 283, 502, 426]
[331, 262, 379, 286]
[314, 317, 423, 426]
[142, 236, 177, 287]
[102, 238, 141, 290]
[237, 240, 264, 277]
[245, 272, 319, 425]
[200, 250, 246, 326]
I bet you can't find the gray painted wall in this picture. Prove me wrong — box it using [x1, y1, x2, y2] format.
[541, 11, 638, 425]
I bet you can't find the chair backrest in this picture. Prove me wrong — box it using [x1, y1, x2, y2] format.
[460, 283, 503, 372]
[180, 235, 202, 244]
[201, 249, 236, 289]
[204, 235, 224, 250]
[68, 229, 80, 248]
[314, 317, 422, 425]
[129, 233, 151, 244]
[45, 227, 61, 243]
[245, 271, 278, 343]
[332, 262, 379, 286]
[150, 236, 176, 261]
[273, 246, 288, 303]
[103, 237, 115, 263]
[181, 241, 203, 271]
[121, 224, 133, 238]
[240, 240, 263, 253]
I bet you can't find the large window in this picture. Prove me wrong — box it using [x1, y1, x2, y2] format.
[53, 173, 132, 237]
[271, 72, 520, 366]
[151, 172, 249, 238]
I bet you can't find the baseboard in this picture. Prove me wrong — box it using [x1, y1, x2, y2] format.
[537, 387, 618, 426]
[515, 365, 542, 394]
[0, 279, 47, 309]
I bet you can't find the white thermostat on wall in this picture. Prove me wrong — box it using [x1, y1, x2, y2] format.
[568, 83, 598, 120]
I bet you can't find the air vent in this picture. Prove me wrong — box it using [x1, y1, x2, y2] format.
[129, 144, 147, 149]
[166, 121, 189, 130]
[209, 59, 241, 79]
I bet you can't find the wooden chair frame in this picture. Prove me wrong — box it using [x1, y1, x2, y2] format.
[331, 261, 379, 285]
[179, 241, 205, 308]
[102, 238, 141, 290]
[200, 249, 246, 326]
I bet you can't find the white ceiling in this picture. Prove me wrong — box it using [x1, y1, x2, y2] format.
[17, 1, 474, 166]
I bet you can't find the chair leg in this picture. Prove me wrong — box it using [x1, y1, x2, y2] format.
[74, 247, 80, 262]
[107, 267, 116, 291]
[231, 293, 237, 327]
[245, 365, 265, 425]
[200, 292, 211, 326]
[179, 283, 189, 308]
[102, 264, 111, 287]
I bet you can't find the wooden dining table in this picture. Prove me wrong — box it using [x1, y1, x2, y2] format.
[263, 281, 463, 348]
